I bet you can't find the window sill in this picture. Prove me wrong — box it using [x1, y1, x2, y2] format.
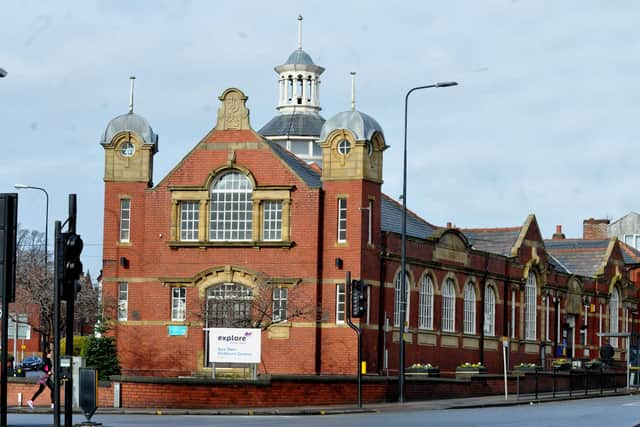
[168, 240, 294, 249]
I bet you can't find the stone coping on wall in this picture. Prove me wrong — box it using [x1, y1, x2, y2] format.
[107, 373, 530, 386]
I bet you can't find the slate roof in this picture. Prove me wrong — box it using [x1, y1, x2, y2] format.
[546, 253, 572, 274]
[462, 228, 521, 257]
[544, 239, 610, 277]
[380, 194, 437, 239]
[259, 112, 325, 138]
[267, 141, 321, 188]
[618, 241, 640, 265]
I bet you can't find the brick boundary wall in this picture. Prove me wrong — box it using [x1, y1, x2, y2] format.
[87, 371, 626, 409]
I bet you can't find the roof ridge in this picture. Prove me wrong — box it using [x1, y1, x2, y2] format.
[462, 226, 521, 233]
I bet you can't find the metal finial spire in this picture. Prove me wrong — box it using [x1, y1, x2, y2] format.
[350, 72, 356, 111]
[128, 76, 136, 113]
[297, 14, 303, 49]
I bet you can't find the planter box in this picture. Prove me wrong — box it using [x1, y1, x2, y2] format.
[552, 363, 571, 371]
[455, 367, 487, 379]
[405, 367, 440, 377]
[514, 366, 541, 374]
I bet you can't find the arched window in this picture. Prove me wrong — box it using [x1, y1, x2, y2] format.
[419, 275, 434, 330]
[442, 278, 456, 332]
[484, 285, 496, 336]
[463, 282, 476, 334]
[393, 272, 410, 327]
[610, 287, 619, 347]
[209, 171, 253, 241]
[205, 283, 253, 328]
[525, 271, 537, 340]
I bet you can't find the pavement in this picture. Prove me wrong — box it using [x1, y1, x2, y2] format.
[11, 388, 634, 416]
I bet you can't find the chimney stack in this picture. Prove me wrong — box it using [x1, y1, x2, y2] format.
[583, 218, 610, 240]
[552, 225, 566, 240]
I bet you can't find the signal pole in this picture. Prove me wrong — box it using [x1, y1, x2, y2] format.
[345, 271, 364, 408]
[64, 195, 77, 427]
[53, 194, 84, 427]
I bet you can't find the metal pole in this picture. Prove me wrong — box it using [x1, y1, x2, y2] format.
[53, 221, 62, 427]
[400, 81, 458, 403]
[64, 194, 77, 427]
[345, 271, 363, 408]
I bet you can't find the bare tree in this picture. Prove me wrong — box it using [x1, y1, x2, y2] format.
[13, 228, 51, 348]
[12, 227, 99, 348]
[193, 281, 318, 330]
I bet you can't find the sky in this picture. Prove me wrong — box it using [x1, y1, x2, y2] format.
[2, 1, 640, 277]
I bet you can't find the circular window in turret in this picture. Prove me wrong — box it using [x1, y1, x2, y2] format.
[337, 139, 351, 155]
[119, 141, 135, 157]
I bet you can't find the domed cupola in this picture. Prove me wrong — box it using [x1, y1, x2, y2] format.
[259, 15, 326, 165]
[318, 72, 387, 183]
[101, 77, 158, 185]
[319, 110, 384, 143]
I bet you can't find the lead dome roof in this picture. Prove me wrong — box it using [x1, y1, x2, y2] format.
[284, 48, 315, 66]
[319, 110, 384, 142]
[101, 112, 158, 146]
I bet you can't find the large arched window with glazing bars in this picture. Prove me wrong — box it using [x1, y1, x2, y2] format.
[419, 275, 434, 330]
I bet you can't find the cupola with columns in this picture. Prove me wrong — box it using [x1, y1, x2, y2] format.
[259, 15, 326, 165]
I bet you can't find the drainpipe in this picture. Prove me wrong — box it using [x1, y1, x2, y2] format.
[479, 253, 490, 366]
[377, 234, 387, 374]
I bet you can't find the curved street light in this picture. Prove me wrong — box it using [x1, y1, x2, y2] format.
[14, 184, 49, 268]
[399, 81, 458, 402]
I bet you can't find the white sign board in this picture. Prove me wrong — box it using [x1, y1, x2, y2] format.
[208, 328, 261, 364]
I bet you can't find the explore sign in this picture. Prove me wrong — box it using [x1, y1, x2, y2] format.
[208, 328, 261, 363]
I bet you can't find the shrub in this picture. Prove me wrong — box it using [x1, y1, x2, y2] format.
[81, 335, 121, 380]
[59, 336, 89, 356]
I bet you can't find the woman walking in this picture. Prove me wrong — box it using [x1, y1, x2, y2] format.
[27, 348, 54, 409]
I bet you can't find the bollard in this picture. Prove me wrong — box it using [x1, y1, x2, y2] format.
[17, 392, 22, 407]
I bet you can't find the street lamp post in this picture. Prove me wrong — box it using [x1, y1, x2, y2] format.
[14, 185, 49, 353]
[14, 185, 49, 268]
[399, 82, 458, 402]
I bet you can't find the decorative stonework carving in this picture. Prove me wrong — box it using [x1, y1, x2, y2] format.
[216, 88, 251, 131]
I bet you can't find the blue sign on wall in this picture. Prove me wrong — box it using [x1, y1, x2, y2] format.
[168, 325, 188, 336]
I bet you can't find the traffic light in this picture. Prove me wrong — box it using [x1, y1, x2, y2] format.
[58, 231, 84, 301]
[351, 279, 367, 318]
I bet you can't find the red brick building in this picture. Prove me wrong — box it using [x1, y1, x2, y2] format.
[99, 79, 640, 378]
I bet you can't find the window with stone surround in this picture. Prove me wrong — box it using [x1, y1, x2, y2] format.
[169, 170, 292, 247]
[209, 172, 253, 241]
[205, 283, 253, 328]
[171, 287, 187, 321]
[525, 272, 537, 340]
[610, 287, 619, 347]
[463, 282, 476, 335]
[262, 200, 282, 241]
[179, 201, 199, 241]
[337, 198, 347, 243]
[272, 287, 288, 322]
[393, 272, 410, 328]
[336, 283, 345, 323]
[442, 278, 456, 332]
[484, 285, 496, 336]
[418, 275, 434, 330]
[119, 199, 131, 242]
[118, 282, 128, 321]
